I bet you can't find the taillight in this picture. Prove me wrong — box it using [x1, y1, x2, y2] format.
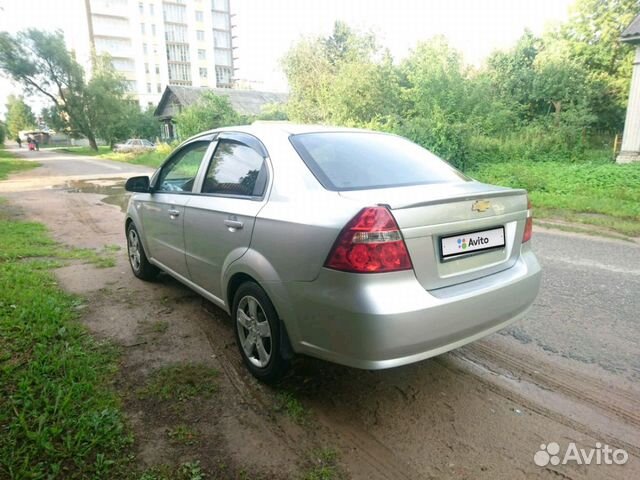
[523, 196, 533, 243]
[325, 206, 413, 273]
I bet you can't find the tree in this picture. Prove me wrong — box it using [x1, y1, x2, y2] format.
[558, 0, 640, 131]
[175, 91, 240, 139]
[4, 95, 35, 139]
[282, 37, 333, 123]
[0, 121, 6, 145]
[0, 29, 131, 150]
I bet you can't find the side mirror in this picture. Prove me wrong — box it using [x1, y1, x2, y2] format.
[125, 176, 151, 193]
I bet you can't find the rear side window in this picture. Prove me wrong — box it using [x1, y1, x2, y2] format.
[202, 139, 267, 197]
[289, 132, 468, 191]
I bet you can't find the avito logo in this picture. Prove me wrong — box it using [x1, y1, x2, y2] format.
[458, 236, 489, 250]
[468, 236, 490, 246]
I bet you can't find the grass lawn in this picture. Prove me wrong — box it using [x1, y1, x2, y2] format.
[0, 147, 38, 180]
[0, 202, 129, 477]
[469, 161, 640, 237]
[57, 146, 168, 169]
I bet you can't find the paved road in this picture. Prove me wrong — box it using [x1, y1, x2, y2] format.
[0, 146, 153, 193]
[507, 231, 640, 382]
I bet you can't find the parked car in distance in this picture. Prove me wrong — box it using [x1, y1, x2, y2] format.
[124, 124, 541, 382]
[114, 138, 155, 153]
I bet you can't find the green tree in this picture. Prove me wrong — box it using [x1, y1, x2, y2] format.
[558, 0, 640, 130]
[0, 121, 6, 145]
[175, 91, 240, 139]
[256, 103, 289, 121]
[4, 95, 35, 139]
[0, 29, 131, 150]
[282, 37, 333, 123]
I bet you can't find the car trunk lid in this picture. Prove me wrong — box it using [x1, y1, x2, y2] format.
[339, 181, 529, 290]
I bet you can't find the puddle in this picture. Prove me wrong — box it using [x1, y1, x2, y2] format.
[63, 179, 130, 213]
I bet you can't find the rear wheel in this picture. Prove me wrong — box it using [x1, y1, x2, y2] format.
[126, 223, 159, 281]
[232, 282, 290, 383]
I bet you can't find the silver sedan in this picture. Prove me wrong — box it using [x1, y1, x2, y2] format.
[124, 124, 541, 382]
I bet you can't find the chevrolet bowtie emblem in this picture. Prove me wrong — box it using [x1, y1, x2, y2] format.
[472, 200, 491, 213]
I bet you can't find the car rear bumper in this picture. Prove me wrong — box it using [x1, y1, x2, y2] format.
[286, 247, 541, 369]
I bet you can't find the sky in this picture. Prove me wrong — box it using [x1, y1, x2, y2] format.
[0, 0, 575, 117]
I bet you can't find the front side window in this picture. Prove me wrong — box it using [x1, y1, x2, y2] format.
[289, 132, 469, 191]
[155, 141, 209, 193]
[202, 140, 266, 197]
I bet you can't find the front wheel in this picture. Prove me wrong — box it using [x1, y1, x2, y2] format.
[126, 223, 159, 281]
[232, 282, 290, 383]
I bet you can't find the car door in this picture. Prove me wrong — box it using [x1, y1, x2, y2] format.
[140, 139, 213, 278]
[184, 133, 270, 302]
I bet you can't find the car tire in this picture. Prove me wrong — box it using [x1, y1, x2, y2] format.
[126, 222, 159, 281]
[232, 282, 290, 383]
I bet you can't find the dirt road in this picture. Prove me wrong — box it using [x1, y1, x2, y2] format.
[2, 147, 639, 479]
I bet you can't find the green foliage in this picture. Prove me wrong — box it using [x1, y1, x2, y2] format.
[302, 448, 342, 480]
[470, 160, 640, 235]
[256, 103, 289, 121]
[282, 1, 638, 169]
[0, 209, 130, 478]
[0, 122, 5, 145]
[175, 91, 240, 139]
[276, 391, 308, 424]
[138, 364, 218, 402]
[59, 143, 173, 168]
[4, 95, 36, 139]
[0, 30, 135, 150]
[0, 148, 38, 179]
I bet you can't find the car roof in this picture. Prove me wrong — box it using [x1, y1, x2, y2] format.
[193, 122, 376, 140]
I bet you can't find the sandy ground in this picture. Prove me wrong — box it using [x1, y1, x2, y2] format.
[2, 147, 638, 479]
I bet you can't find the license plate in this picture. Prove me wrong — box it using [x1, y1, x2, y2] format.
[441, 227, 505, 259]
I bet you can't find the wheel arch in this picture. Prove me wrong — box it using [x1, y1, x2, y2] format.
[225, 266, 297, 359]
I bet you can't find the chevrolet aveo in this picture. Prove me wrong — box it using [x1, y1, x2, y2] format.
[124, 124, 541, 382]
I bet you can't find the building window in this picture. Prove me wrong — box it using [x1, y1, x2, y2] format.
[163, 3, 186, 23]
[214, 48, 232, 66]
[143, 43, 148, 54]
[199, 67, 207, 78]
[165, 23, 187, 43]
[166, 43, 190, 62]
[141, 23, 145, 35]
[147, 82, 152, 93]
[198, 49, 206, 60]
[215, 65, 232, 87]
[139, 2, 144, 14]
[155, 64, 160, 74]
[213, 0, 229, 11]
[195, 10, 203, 21]
[212, 12, 229, 29]
[196, 30, 205, 41]
[213, 30, 230, 48]
[151, 24, 156, 36]
[168, 63, 192, 84]
[149, 3, 154, 15]
[144, 62, 149, 73]
[153, 44, 158, 55]
[157, 83, 162, 93]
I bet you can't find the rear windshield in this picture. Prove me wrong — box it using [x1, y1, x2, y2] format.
[289, 132, 468, 191]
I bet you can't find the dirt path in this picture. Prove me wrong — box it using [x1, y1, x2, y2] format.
[2, 160, 638, 478]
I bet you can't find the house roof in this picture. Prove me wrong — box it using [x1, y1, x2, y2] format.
[621, 14, 640, 44]
[154, 86, 288, 118]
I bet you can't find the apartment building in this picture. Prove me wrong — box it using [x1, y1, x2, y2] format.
[86, 0, 235, 108]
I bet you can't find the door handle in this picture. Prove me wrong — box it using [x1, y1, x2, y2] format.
[168, 208, 180, 217]
[224, 219, 244, 230]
